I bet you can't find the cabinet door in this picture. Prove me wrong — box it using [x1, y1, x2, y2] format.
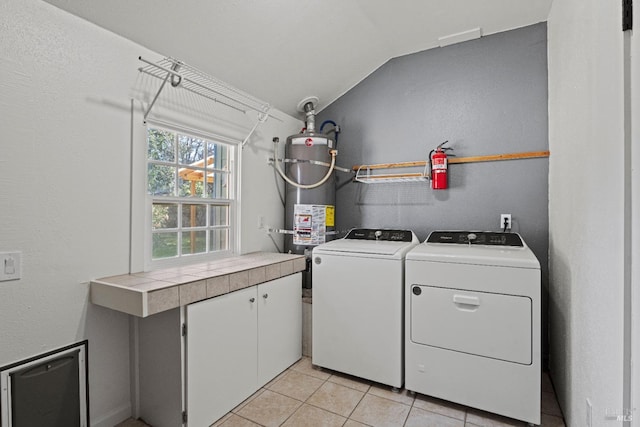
[187, 286, 258, 426]
[257, 273, 302, 386]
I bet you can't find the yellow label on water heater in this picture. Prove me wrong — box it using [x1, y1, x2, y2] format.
[326, 205, 335, 227]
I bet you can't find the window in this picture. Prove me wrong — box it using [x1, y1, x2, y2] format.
[146, 126, 235, 264]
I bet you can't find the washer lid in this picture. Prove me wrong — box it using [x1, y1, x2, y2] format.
[407, 231, 540, 269]
[314, 229, 419, 258]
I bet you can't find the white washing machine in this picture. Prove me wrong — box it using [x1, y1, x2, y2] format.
[312, 228, 419, 388]
[405, 231, 541, 425]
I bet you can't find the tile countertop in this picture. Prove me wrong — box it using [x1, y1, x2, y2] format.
[90, 252, 306, 318]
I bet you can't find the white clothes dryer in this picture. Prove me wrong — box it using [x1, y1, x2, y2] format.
[312, 228, 418, 388]
[405, 231, 541, 425]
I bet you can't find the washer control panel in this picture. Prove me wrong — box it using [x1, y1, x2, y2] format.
[345, 228, 415, 242]
[427, 231, 523, 247]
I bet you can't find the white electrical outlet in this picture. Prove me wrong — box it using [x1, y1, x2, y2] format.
[500, 214, 512, 230]
[586, 398, 592, 427]
[0, 252, 22, 282]
[258, 216, 265, 229]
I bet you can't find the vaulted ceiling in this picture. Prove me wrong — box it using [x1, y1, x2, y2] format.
[43, 0, 553, 118]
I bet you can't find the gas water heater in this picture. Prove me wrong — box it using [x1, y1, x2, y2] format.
[273, 97, 339, 288]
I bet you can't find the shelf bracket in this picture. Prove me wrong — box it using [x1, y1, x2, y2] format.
[143, 60, 182, 122]
[241, 110, 270, 149]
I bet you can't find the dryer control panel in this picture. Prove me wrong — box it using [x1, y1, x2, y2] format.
[345, 228, 415, 242]
[427, 231, 523, 247]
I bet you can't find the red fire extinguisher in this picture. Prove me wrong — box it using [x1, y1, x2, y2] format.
[430, 141, 451, 190]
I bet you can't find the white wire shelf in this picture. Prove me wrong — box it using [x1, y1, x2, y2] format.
[355, 174, 429, 184]
[138, 56, 271, 117]
[138, 56, 279, 147]
[354, 163, 430, 184]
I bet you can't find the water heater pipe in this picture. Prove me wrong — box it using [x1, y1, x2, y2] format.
[304, 101, 316, 133]
[273, 138, 337, 189]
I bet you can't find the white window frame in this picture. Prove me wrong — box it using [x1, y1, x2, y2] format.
[138, 118, 241, 271]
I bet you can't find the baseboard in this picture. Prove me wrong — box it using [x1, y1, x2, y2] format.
[91, 403, 132, 427]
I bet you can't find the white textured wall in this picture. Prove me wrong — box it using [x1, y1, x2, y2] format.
[0, 1, 299, 425]
[548, 0, 626, 425]
[240, 116, 298, 254]
[632, 1, 640, 419]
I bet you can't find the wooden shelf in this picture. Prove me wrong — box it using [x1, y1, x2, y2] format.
[448, 150, 550, 164]
[352, 150, 550, 184]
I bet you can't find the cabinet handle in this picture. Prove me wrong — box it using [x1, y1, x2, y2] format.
[453, 294, 480, 306]
[263, 293, 269, 299]
[249, 297, 255, 303]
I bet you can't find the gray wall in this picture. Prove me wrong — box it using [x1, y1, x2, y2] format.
[318, 22, 549, 358]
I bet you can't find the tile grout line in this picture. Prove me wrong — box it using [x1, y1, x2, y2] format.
[408, 392, 472, 426]
[289, 362, 367, 422]
[287, 364, 345, 425]
[226, 358, 564, 427]
[267, 365, 325, 426]
[310, 365, 411, 425]
[400, 399, 411, 427]
[297, 362, 376, 425]
[275, 398, 303, 427]
[304, 375, 358, 423]
[344, 386, 368, 423]
[301, 362, 464, 426]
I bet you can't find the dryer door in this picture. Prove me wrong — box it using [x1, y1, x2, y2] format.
[410, 285, 532, 365]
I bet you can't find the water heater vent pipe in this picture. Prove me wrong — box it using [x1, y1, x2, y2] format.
[297, 96, 320, 132]
[304, 101, 316, 133]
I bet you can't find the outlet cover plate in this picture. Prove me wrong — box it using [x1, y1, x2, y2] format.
[500, 214, 512, 230]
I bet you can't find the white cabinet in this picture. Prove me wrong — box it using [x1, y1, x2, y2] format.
[187, 273, 302, 425]
[257, 274, 302, 385]
[187, 286, 258, 426]
[138, 273, 301, 427]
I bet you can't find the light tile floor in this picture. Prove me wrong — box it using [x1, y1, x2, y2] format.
[118, 357, 565, 427]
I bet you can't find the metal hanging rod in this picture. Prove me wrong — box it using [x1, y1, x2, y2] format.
[138, 56, 280, 145]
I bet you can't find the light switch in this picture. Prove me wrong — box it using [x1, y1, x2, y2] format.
[0, 252, 21, 281]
